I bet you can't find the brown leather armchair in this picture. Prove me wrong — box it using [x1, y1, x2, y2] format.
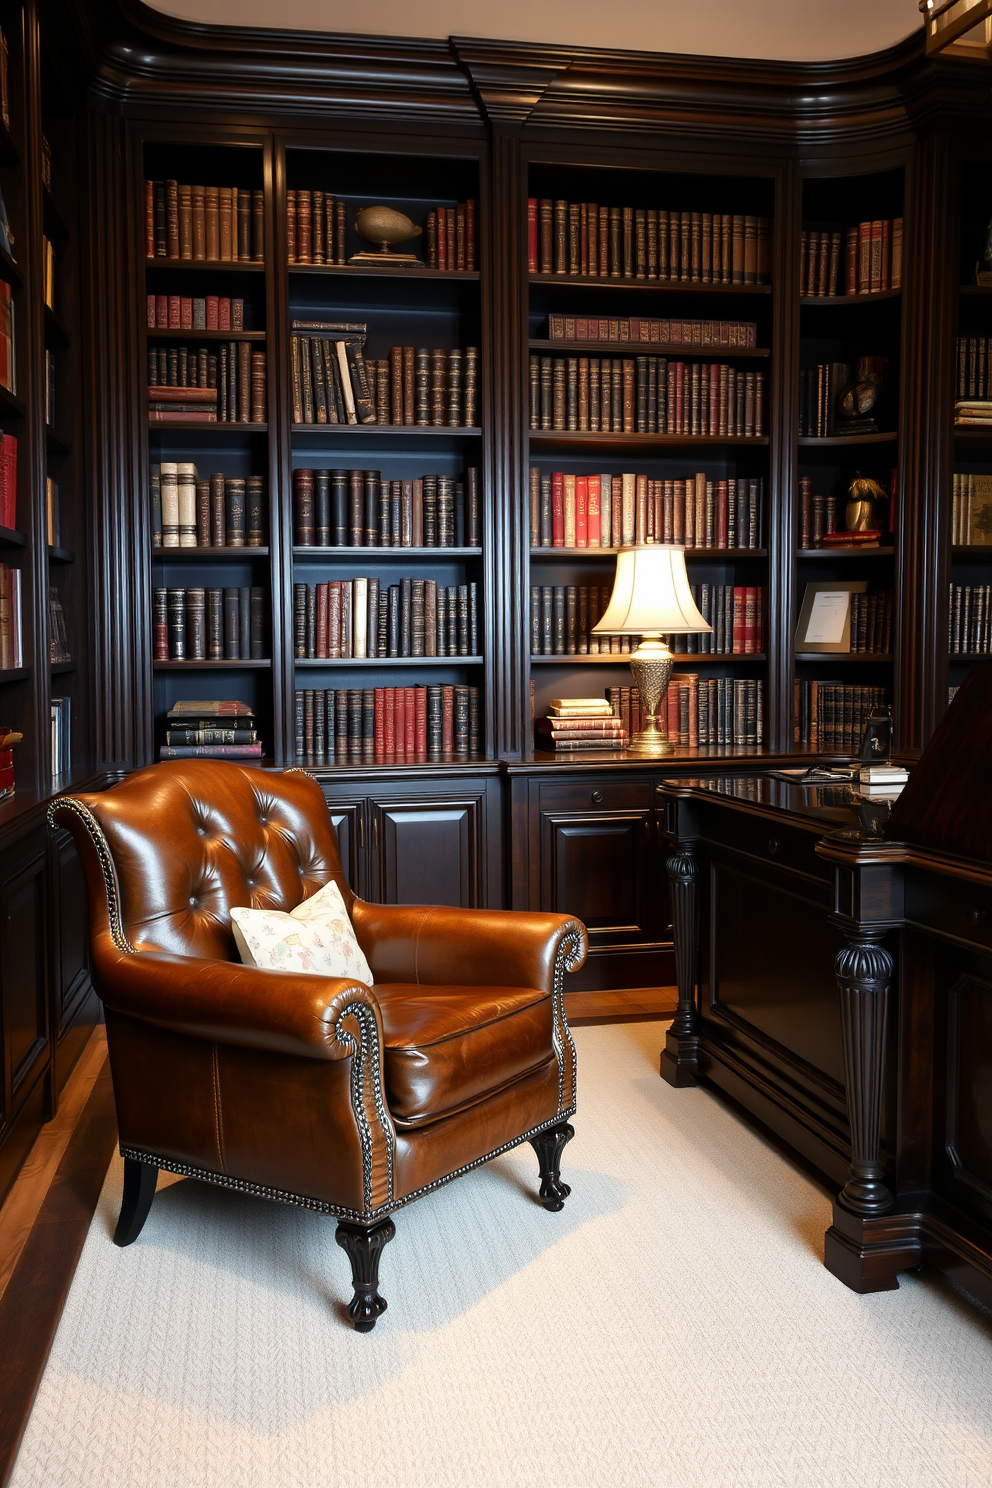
[50, 761, 587, 1331]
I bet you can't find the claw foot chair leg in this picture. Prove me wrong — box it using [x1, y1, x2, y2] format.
[530, 1121, 575, 1211]
[335, 1218, 397, 1332]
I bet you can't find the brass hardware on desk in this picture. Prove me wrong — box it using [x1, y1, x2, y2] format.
[767, 839, 780, 854]
[372, 815, 379, 850]
[971, 905, 988, 923]
[357, 814, 365, 850]
[591, 790, 604, 804]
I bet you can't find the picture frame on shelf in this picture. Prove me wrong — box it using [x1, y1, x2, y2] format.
[795, 580, 867, 653]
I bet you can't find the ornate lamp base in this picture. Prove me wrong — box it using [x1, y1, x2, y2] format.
[627, 638, 674, 756]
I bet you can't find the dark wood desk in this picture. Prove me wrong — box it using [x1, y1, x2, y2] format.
[657, 771, 992, 1308]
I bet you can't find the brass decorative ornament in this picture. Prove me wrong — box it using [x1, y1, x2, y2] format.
[626, 640, 676, 756]
[845, 473, 887, 533]
[349, 206, 424, 266]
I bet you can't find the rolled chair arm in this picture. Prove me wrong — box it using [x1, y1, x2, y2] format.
[93, 936, 382, 1061]
[351, 903, 588, 991]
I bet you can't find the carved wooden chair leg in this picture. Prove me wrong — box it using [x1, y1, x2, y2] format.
[335, 1218, 396, 1332]
[529, 1120, 575, 1211]
[113, 1157, 159, 1247]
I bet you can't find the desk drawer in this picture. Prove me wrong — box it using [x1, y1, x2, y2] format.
[699, 803, 828, 882]
[539, 779, 656, 815]
[907, 877, 992, 950]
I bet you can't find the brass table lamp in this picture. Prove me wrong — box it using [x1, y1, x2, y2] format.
[592, 545, 711, 756]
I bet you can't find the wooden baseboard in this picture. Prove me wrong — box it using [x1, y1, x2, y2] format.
[0, 1057, 117, 1487]
[565, 986, 677, 1026]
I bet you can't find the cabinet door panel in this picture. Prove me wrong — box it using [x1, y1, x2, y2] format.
[55, 830, 93, 1034]
[3, 847, 48, 1102]
[541, 809, 662, 948]
[373, 802, 480, 907]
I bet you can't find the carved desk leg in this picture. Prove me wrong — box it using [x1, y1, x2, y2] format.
[660, 842, 701, 1089]
[824, 932, 918, 1292]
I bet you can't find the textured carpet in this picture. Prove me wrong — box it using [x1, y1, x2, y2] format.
[10, 1022, 992, 1488]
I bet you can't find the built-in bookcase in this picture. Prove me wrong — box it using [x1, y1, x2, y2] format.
[524, 159, 776, 752]
[793, 167, 905, 751]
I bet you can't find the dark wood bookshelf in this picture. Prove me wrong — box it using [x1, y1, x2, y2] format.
[43, 304, 70, 346]
[47, 546, 74, 564]
[794, 653, 894, 663]
[951, 546, 992, 559]
[0, 385, 25, 418]
[798, 546, 896, 558]
[152, 545, 270, 559]
[145, 258, 266, 273]
[42, 184, 69, 241]
[290, 424, 481, 438]
[294, 656, 485, 668]
[531, 653, 768, 665]
[529, 431, 768, 450]
[290, 264, 479, 282]
[153, 659, 272, 670]
[0, 667, 30, 683]
[531, 546, 767, 559]
[0, 243, 22, 290]
[147, 328, 267, 341]
[46, 428, 70, 456]
[50, 660, 76, 675]
[527, 339, 771, 358]
[800, 288, 902, 306]
[293, 546, 480, 559]
[797, 433, 898, 447]
[0, 526, 28, 549]
[528, 274, 772, 296]
[147, 420, 269, 433]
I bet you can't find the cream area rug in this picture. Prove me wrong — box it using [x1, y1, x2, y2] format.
[11, 1022, 992, 1488]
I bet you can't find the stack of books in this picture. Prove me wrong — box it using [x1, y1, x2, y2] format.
[858, 764, 908, 798]
[536, 698, 628, 753]
[160, 700, 261, 759]
[954, 401, 992, 428]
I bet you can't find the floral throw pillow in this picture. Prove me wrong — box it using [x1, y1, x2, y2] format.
[230, 880, 373, 985]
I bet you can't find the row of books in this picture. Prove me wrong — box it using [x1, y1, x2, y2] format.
[799, 219, 903, 297]
[286, 193, 478, 271]
[954, 336, 992, 401]
[294, 685, 482, 762]
[0, 563, 22, 670]
[150, 465, 266, 548]
[529, 471, 764, 551]
[529, 355, 765, 437]
[49, 587, 69, 663]
[0, 432, 15, 530]
[51, 696, 70, 778]
[849, 591, 894, 654]
[145, 180, 265, 263]
[793, 682, 888, 751]
[152, 587, 267, 662]
[949, 584, 992, 654]
[293, 578, 479, 660]
[160, 701, 261, 760]
[545, 316, 759, 349]
[293, 467, 480, 549]
[530, 587, 635, 656]
[950, 472, 992, 546]
[527, 200, 771, 284]
[147, 343, 267, 424]
[798, 481, 843, 549]
[669, 584, 765, 655]
[798, 357, 889, 438]
[291, 332, 480, 428]
[626, 678, 764, 747]
[146, 295, 251, 332]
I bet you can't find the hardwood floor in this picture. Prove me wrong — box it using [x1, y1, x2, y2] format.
[565, 986, 677, 1025]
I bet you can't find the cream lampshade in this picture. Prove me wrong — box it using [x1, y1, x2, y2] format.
[592, 545, 711, 756]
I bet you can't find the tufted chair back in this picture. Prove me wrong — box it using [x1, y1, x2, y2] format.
[65, 761, 349, 960]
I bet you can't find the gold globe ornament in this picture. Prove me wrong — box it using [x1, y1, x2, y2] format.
[349, 205, 424, 266]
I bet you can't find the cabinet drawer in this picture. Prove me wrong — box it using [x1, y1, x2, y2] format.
[539, 779, 656, 816]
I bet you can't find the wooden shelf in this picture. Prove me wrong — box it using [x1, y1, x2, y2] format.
[147, 420, 268, 433]
[527, 339, 770, 358]
[531, 653, 767, 664]
[293, 546, 480, 559]
[291, 263, 479, 282]
[146, 328, 267, 341]
[797, 546, 895, 558]
[798, 433, 897, 447]
[529, 273, 771, 295]
[46, 428, 71, 457]
[0, 667, 29, 683]
[0, 385, 25, 418]
[153, 659, 272, 670]
[949, 653, 992, 661]
[951, 546, 992, 559]
[294, 656, 484, 667]
[42, 186, 69, 242]
[146, 258, 266, 273]
[291, 424, 480, 439]
[529, 431, 768, 451]
[800, 288, 901, 306]
[531, 546, 767, 559]
[47, 546, 74, 564]
[44, 304, 70, 347]
[958, 285, 992, 297]
[152, 545, 269, 559]
[795, 652, 893, 662]
[50, 660, 76, 675]
[0, 242, 21, 290]
[0, 526, 27, 550]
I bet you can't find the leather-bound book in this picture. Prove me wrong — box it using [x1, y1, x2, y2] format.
[167, 587, 186, 659]
[227, 339, 237, 422]
[388, 346, 403, 424]
[568, 203, 580, 275]
[466, 199, 476, 270]
[376, 359, 389, 425]
[239, 341, 252, 422]
[310, 339, 328, 424]
[400, 345, 414, 425]
[744, 215, 757, 284]
[160, 462, 180, 547]
[223, 588, 240, 658]
[287, 189, 297, 262]
[422, 474, 437, 547]
[447, 348, 462, 427]
[412, 480, 424, 547]
[466, 466, 479, 547]
[607, 206, 620, 277]
[238, 584, 251, 659]
[346, 342, 377, 424]
[364, 470, 379, 545]
[153, 588, 168, 659]
[334, 199, 346, 264]
[247, 475, 265, 546]
[463, 346, 478, 427]
[294, 469, 314, 546]
[219, 187, 233, 261]
[225, 477, 246, 547]
[296, 189, 312, 262]
[429, 348, 446, 426]
[348, 469, 364, 546]
[425, 209, 437, 268]
[527, 198, 538, 272]
[195, 478, 211, 547]
[252, 190, 264, 261]
[410, 578, 425, 657]
[366, 578, 379, 657]
[237, 190, 251, 261]
[456, 203, 466, 270]
[314, 469, 330, 546]
[554, 199, 567, 274]
[312, 190, 325, 263]
[415, 348, 430, 425]
[293, 583, 307, 658]
[315, 581, 329, 659]
[165, 179, 180, 258]
[322, 195, 335, 264]
[204, 186, 219, 260]
[539, 199, 553, 273]
[330, 469, 347, 545]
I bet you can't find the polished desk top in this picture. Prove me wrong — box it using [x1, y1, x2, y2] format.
[657, 771, 889, 837]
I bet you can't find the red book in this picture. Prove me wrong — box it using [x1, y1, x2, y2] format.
[755, 587, 764, 652]
[527, 198, 538, 272]
[551, 471, 565, 547]
[156, 294, 168, 328]
[845, 228, 858, 295]
[180, 297, 193, 330]
[219, 297, 231, 331]
[441, 685, 454, 753]
[146, 294, 156, 329]
[316, 581, 329, 659]
[206, 295, 219, 330]
[145, 179, 154, 258]
[384, 688, 396, 754]
[716, 480, 728, 548]
[1, 433, 16, 528]
[744, 586, 756, 654]
[437, 207, 447, 271]
[415, 687, 427, 757]
[881, 219, 891, 290]
[575, 477, 588, 547]
[466, 199, 476, 272]
[374, 688, 385, 756]
[587, 476, 601, 547]
[168, 295, 181, 328]
[393, 689, 405, 759]
[404, 685, 416, 756]
[732, 585, 745, 654]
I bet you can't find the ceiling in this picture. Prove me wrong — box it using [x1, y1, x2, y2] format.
[146, 0, 924, 64]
